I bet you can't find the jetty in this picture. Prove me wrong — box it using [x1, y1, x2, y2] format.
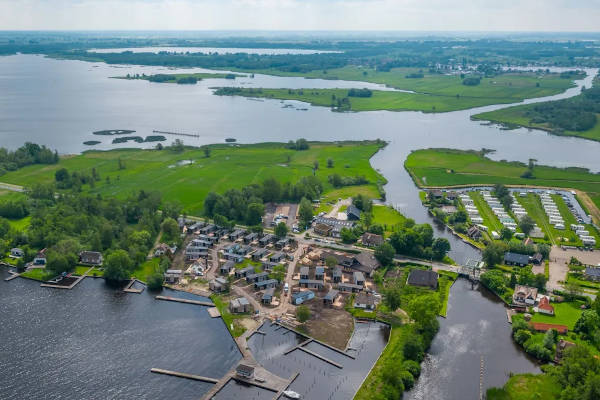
[150, 368, 219, 383]
[123, 279, 145, 293]
[40, 266, 94, 290]
[155, 295, 213, 306]
[152, 130, 200, 138]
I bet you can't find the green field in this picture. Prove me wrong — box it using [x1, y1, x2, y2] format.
[487, 373, 561, 400]
[529, 301, 583, 329]
[404, 148, 600, 223]
[0, 142, 385, 216]
[6, 216, 31, 231]
[371, 205, 406, 236]
[115, 72, 244, 83]
[20, 268, 55, 281]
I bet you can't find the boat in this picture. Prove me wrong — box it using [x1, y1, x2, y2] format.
[283, 391, 301, 399]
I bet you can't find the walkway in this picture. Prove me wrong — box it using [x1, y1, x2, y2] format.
[40, 266, 94, 290]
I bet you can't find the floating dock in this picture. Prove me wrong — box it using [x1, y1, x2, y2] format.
[155, 295, 213, 306]
[150, 368, 219, 383]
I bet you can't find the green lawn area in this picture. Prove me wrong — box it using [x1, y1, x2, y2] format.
[73, 266, 93, 275]
[404, 148, 600, 224]
[487, 373, 561, 400]
[20, 268, 55, 281]
[530, 301, 584, 329]
[0, 141, 385, 216]
[438, 271, 458, 317]
[131, 259, 161, 282]
[235, 258, 262, 271]
[210, 294, 247, 337]
[6, 216, 31, 231]
[372, 204, 406, 237]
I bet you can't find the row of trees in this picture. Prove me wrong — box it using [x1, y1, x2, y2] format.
[0, 142, 58, 176]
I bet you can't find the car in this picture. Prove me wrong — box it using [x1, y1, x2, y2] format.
[284, 283, 289, 293]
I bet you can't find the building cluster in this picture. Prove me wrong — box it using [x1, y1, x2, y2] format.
[480, 190, 518, 239]
[460, 193, 483, 225]
[571, 224, 596, 247]
[539, 192, 565, 230]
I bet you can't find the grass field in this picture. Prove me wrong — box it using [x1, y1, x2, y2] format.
[486, 373, 561, 400]
[371, 204, 406, 236]
[131, 259, 160, 282]
[210, 294, 247, 337]
[529, 301, 583, 329]
[0, 141, 385, 216]
[6, 216, 31, 231]
[20, 268, 55, 281]
[404, 148, 600, 223]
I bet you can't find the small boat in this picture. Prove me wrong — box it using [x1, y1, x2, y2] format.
[283, 391, 301, 399]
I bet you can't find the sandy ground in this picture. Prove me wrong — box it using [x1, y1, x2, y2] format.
[305, 301, 354, 350]
[548, 246, 600, 291]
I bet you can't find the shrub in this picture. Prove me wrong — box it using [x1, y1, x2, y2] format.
[402, 360, 421, 378]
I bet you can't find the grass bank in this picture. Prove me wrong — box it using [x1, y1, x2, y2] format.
[486, 373, 562, 400]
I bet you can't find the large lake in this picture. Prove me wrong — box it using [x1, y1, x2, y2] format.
[0, 53, 597, 399]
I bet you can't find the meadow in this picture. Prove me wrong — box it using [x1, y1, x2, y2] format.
[404, 148, 600, 223]
[0, 141, 385, 216]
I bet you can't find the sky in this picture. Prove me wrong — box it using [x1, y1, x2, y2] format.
[0, 0, 599, 32]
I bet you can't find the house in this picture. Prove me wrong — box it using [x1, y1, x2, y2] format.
[185, 246, 209, 261]
[314, 223, 333, 237]
[299, 279, 325, 290]
[220, 260, 235, 275]
[223, 253, 245, 263]
[354, 292, 376, 310]
[531, 253, 544, 265]
[537, 296, 555, 315]
[428, 189, 443, 200]
[259, 234, 275, 246]
[467, 226, 482, 240]
[244, 232, 259, 244]
[254, 279, 278, 290]
[446, 191, 458, 201]
[320, 249, 380, 277]
[261, 261, 279, 271]
[504, 252, 530, 267]
[337, 282, 363, 293]
[199, 224, 216, 234]
[209, 277, 228, 292]
[275, 238, 290, 249]
[332, 267, 343, 283]
[361, 232, 384, 247]
[270, 252, 286, 263]
[513, 285, 538, 306]
[246, 271, 269, 283]
[346, 205, 362, 221]
[229, 297, 251, 313]
[406, 269, 438, 289]
[299, 266, 310, 280]
[315, 266, 325, 280]
[236, 364, 254, 379]
[353, 271, 365, 286]
[530, 322, 568, 335]
[584, 267, 600, 282]
[292, 290, 315, 305]
[154, 243, 173, 257]
[164, 269, 183, 284]
[323, 289, 339, 306]
[262, 287, 275, 305]
[235, 266, 256, 279]
[33, 249, 46, 265]
[79, 251, 103, 266]
[252, 248, 270, 261]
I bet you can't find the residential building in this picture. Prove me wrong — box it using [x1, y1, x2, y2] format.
[246, 271, 270, 283]
[244, 232, 259, 244]
[220, 260, 235, 275]
[406, 269, 438, 289]
[537, 296, 554, 315]
[323, 289, 339, 306]
[585, 267, 600, 282]
[299, 279, 325, 290]
[530, 322, 568, 335]
[332, 267, 342, 283]
[252, 248, 270, 261]
[513, 285, 538, 306]
[337, 282, 363, 293]
[504, 252, 530, 267]
[314, 223, 333, 236]
[164, 269, 183, 284]
[346, 205, 362, 221]
[299, 266, 310, 280]
[254, 279, 278, 290]
[262, 287, 275, 305]
[315, 266, 325, 280]
[209, 277, 228, 292]
[354, 292, 376, 310]
[236, 364, 254, 379]
[234, 266, 256, 279]
[353, 271, 365, 286]
[292, 290, 315, 305]
[259, 234, 275, 246]
[229, 297, 251, 313]
[361, 232, 384, 247]
[79, 251, 103, 266]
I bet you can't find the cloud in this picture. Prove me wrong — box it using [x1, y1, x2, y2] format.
[0, 0, 599, 31]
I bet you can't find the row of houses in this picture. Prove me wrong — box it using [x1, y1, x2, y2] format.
[504, 251, 543, 267]
[570, 223, 596, 247]
[481, 191, 518, 238]
[460, 193, 484, 225]
[291, 288, 377, 310]
[540, 193, 565, 231]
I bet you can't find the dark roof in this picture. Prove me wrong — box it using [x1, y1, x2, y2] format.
[80, 251, 102, 264]
[504, 252, 530, 265]
[324, 289, 339, 301]
[299, 266, 310, 276]
[353, 271, 365, 282]
[262, 287, 275, 300]
[299, 279, 324, 285]
[407, 269, 438, 288]
[346, 205, 362, 220]
[236, 364, 255, 374]
[531, 253, 543, 262]
[255, 279, 278, 288]
[333, 267, 342, 277]
[586, 267, 600, 277]
[355, 292, 375, 306]
[222, 260, 235, 269]
[361, 232, 384, 246]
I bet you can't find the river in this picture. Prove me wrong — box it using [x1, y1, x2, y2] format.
[0, 53, 596, 399]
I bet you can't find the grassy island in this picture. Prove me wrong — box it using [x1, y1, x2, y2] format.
[116, 72, 243, 84]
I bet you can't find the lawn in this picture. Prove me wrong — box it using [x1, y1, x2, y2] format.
[371, 204, 406, 237]
[438, 271, 458, 317]
[210, 294, 247, 337]
[404, 148, 600, 224]
[6, 216, 31, 231]
[131, 259, 161, 282]
[0, 141, 385, 216]
[529, 301, 583, 329]
[20, 268, 55, 281]
[487, 373, 562, 400]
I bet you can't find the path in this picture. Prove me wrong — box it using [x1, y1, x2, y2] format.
[325, 198, 351, 218]
[0, 182, 24, 192]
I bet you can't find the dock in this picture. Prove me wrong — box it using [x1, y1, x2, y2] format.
[207, 307, 221, 318]
[297, 347, 343, 369]
[274, 322, 355, 359]
[150, 368, 219, 383]
[155, 295, 213, 307]
[283, 338, 313, 355]
[40, 267, 93, 290]
[123, 279, 145, 294]
[4, 271, 20, 281]
[153, 130, 200, 138]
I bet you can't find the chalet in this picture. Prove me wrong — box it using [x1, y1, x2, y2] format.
[504, 252, 530, 267]
[354, 292, 376, 310]
[191, 238, 212, 248]
[154, 243, 174, 257]
[292, 290, 314, 305]
[322, 289, 339, 306]
[299, 279, 325, 290]
[79, 251, 103, 266]
[220, 260, 235, 275]
[332, 267, 343, 283]
[320, 249, 379, 277]
[270, 252, 285, 263]
[164, 269, 183, 284]
[555, 339, 576, 362]
[229, 229, 246, 241]
[315, 266, 325, 280]
[584, 267, 600, 282]
[299, 266, 310, 280]
[237, 245, 253, 255]
[199, 224, 216, 234]
[262, 287, 275, 305]
[236, 364, 254, 379]
[531, 253, 544, 265]
[537, 296, 554, 315]
[446, 191, 458, 201]
[275, 238, 291, 249]
[244, 232, 259, 244]
[33, 250, 46, 265]
[223, 253, 245, 263]
[313, 217, 355, 238]
[261, 261, 280, 271]
[407, 269, 438, 290]
[353, 271, 365, 286]
[467, 226, 482, 240]
[361, 232, 384, 247]
[346, 205, 362, 221]
[209, 277, 228, 292]
[252, 248, 270, 261]
[337, 282, 363, 293]
[254, 279, 278, 290]
[246, 271, 269, 283]
[235, 266, 256, 279]
[314, 223, 333, 237]
[259, 234, 275, 246]
[513, 285, 538, 306]
[229, 297, 251, 313]
[185, 246, 208, 261]
[530, 322, 568, 335]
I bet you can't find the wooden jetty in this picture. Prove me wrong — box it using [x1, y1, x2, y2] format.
[274, 321, 355, 359]
[150, 368, 219, 383]
[40, 267, 93, 290]
[123, 279, 144, 294]
[153, 130, 200, 138]
[4, 272, 20, 281]
[297, 347, 343, 369]
[155, 295, 213, 307]
[207, 307, 221, 318]
[284, 338, 313, 355]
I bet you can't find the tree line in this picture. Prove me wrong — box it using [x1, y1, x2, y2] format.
[0, 142, 58, 176]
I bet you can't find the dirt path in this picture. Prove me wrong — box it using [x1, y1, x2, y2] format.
[326, 198, 351, 218]
[548, 246, 572, 291]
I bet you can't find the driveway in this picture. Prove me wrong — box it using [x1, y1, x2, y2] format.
[548, 246, 600, 292]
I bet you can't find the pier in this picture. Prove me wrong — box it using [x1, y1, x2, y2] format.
[155, 295, 213, 306]
[297, 346, 343, 369]
[153, 130, 200, 138]
[123, 279, 145, 293]
[4, 271, 20, 281]
[150, 368, 219, 383]
[274, 321, 355, 359]
[40, 267, 93, 290]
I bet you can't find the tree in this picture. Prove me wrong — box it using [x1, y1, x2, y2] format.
[55, 168, 69, 182]
[262, 177, 281, 203]
[543, 328, 558, 350]
[313, 160, 319, 171]
[537, 243, 550, 260]
[274, 221, 288, 238]
[375, 242, 395, 266]
[161, 218, 179, 242]
[574, 310, 600, 338]
[483, 242, 508, 267]
[296, 305, 311, 323]
[431, 238, 450, 260]
[327, 158, 334, 168]
[384, 287, 402, 311]
[103, 250, 133, 282]
[519, 216, 535, 237]
[298, 197, 313, 229]
[500, 227, 513, 241]
[202, 146, 211, 158]
[245, 202, 264, 226]
[325, 256, 338, 269]
[340, 227, 358, 244]
[403, 335, 424, 361]
[564, 281, 583, 300]
[147, 273, 164, 290]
